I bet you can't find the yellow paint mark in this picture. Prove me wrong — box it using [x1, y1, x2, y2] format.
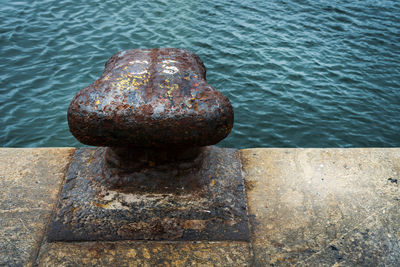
[126, 248, 137, 258]
[93, 202, 111, 208]
[165, 83, 179, 98]
[210, 179, 215, 186]
[113, 73, 150, 91]
[96, 100, 100, 105]
[142, 248, 150, 259]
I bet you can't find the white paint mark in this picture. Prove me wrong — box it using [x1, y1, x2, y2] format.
[162, 60, 179, 74]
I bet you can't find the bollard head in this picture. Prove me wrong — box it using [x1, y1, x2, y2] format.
[68, 48, 234, 148]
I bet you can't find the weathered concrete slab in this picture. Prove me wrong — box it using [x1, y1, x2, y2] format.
[2, 147, 400, 266]
[241, 148, 400, 266]
[38, 241, 251, 266]
[0, 148, 75, 267]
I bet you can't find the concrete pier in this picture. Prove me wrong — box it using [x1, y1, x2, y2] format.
[1, 148, 399, 266]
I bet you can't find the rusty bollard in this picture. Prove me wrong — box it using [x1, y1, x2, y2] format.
[68, 48, 233, 188]
[49, 49, 248, 242]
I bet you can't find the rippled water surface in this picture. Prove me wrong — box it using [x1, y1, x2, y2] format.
[1, 0, 399, 148]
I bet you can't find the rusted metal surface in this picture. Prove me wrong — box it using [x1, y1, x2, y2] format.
[67, 48, 234, 148]
[48, 146, 249, 242]
[102, 146, 205, 189]
[54, 49, 246, 242]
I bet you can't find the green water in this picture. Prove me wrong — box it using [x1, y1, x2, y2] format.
[1, 0, 399, 148]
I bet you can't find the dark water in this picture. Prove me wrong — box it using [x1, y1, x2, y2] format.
[1, 0, 399, 148]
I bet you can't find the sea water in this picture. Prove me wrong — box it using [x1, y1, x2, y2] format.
[1, 0, 399, 148]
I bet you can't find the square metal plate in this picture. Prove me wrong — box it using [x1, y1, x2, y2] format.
[48, 146, 249, 242]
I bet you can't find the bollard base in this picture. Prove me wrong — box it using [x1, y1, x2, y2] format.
[47, 146, 249, 242]
[101, 146, 205, 191]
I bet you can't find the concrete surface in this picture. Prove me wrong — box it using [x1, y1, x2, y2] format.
[38, 241, 251, 267]
[0, 147, 399, 266]
[0, 148, 75, 267]
[241, 148, 400, 266]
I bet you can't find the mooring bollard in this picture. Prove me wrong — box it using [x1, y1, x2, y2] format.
[67, 48, 234, 187]
[48, 49, 249, 242]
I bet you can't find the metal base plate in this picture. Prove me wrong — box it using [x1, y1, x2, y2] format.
[48, 147, 249, 242]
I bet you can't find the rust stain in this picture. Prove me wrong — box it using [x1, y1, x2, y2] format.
[183, 220, 207, 230]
